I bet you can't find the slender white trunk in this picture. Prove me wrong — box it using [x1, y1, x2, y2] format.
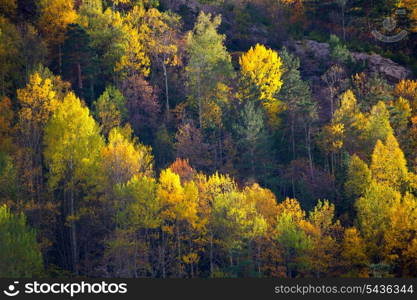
[162, 61, 170, 118]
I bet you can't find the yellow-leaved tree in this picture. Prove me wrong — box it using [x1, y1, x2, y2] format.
[341, 227, 369, 277]
[157, 168, 199, 277]
[353, 132, 417, 276]
[101, 125, 153, 187]
[345, 154, 372, 200]
[395, 79, 417, 111]
[93, 86, 127, 137]
[114, 22, 150, 77]
[399, 0, 417, 32]
[194, 172, 237, 276]
[107, 174, 161, 277]
[185, 12, 234, 129]
[355, 181, 401, 264]
[274, 197, 310, 278]
[17, 72, 58, 202]
[384, 192, 417, 276]
[244, 183, 280, 276]
[211, 189, 267, 276]
[145, 8, 181, 116]
[304, 200, 342, 277]
[18, 73, 58, 125]
[78, 5, 149, 80]
[38, 0, 78, 71]
[239, 44, 284, 127]
[44, 92, 103, 274]
[370, 134, 408, 191]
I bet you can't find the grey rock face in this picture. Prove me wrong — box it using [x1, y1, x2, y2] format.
[285, 39, 410, 82]
[351, 52, 411, 82]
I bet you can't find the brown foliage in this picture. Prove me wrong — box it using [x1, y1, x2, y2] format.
[121, 74, 160, 135]
[168, 158, 196, 183]
[175, 121, 212, 171]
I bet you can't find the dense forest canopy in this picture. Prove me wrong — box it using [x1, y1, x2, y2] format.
[0, 0, 417, 278]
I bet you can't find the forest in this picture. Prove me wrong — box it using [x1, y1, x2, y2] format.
[0, 0, 417, 278]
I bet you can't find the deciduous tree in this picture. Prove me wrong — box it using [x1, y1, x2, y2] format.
[185, 12, 233, 128]
[239, 44, 283, 127]
[370, 134, 408, 191]
[341, 227, 369, 277]
[101, 126, 153, 187]
[94, 86, 127, 137]
[38, 0, 77, 72]
[44, 92, 103, 274]
[17, 72, 58, 202]
[121, 75, 160, 142]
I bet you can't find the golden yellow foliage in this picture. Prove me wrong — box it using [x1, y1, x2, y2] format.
[345, 154, 372, 199]
[384, 193, 417, 273]
[304, 200, 342, 275]
[38, 0, 78, 46]
[112, 8, 150, 77]
[370, 134, 408, 190]
[0, 97, 14, 153]
[239, 44, 284, 127]
[399, 0, 417, 32]
[395, 79, 417, 110]
[333, 90, 361, 124]
[17, 72, 58, 126]
[322, 123, 345, 152]
[341, 227, 369, 277]
[355, 182, 401, 260]
[276, 197, 305, 224]
[244, 183, 278, 228]
[157, 168, 198, 229]
[239, 44, 283, 102]
[44, 92, 103, 190]
[101, 126, 153, 186]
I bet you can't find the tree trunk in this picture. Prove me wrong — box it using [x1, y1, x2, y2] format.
[58, 44, 62, 75]
[162, 61, 170, 120]
[219, 130, 223, 167]
[70, 186, 78, 274]
[291, 116, 296, 161]
[250, 147, 255, 177]
[210, 234, 214, 278]
[305, 124, 314, 178]
[90, 79, 95, 102]
[132, 237, 137, 278]
[177, 224, 181, 277]
[161, 230, 166, 278]
[197, 70, 202, 128]
[291, 117, 296, 198]
[77, 62, 83, 90]
[257, 243, 261, 277]
[188, 239, 193, 278]
[330, 91, 334, 118]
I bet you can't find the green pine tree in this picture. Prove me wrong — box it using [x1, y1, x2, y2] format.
[0, 205, 43, 277]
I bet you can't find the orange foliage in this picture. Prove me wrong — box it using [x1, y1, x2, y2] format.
[169, 158, 196, 183]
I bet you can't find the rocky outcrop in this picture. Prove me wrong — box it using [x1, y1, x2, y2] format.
[351, 52, 411, 82]
[160, 0, 207, 13]
[289, 40, 331, 61]
[284, 39, 411, 82]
